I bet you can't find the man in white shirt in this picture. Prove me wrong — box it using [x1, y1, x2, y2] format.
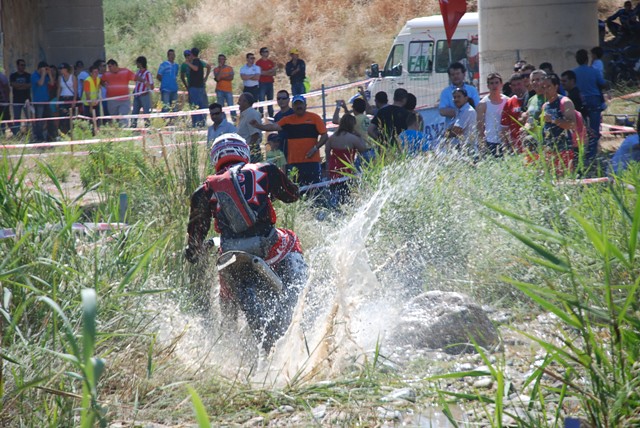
[240, 53, 261, 103]
[476, 73, 508, 157]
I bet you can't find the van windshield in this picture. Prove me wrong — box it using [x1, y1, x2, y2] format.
[434, 39, 468, 73]
[383, 44, 404, 76]
[408, 41, 434, 73]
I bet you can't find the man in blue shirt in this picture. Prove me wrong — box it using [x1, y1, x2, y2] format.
[157, 49, 179, 112]
[573, 49, 607, 166]
[207, 102, 237, 152]
[439, 62, 480, 129]
[610, 112, 640, 175]
[606, 1, 640, 41]
[31, 61, 53, 142]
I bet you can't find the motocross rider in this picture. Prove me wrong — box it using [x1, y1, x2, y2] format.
[185, 133, 307, 351]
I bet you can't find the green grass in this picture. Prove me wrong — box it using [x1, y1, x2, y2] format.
[1, 120, 639, 426]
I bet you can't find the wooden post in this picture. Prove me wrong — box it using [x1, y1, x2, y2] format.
[69, 105, 75, 140]
[119, 193, 128, 223]
[69, 106, 75, 154]
[92, 106, 99, 135]
[158, 132, 172, 174]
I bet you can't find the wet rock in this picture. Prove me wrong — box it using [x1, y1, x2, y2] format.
[381, 387, 417, 403]
[391, 291, 499, 354]
[377, 406, 402, 421]
[277, 405, 294, 414]
[326, 410, 348, 423]
[312, 404, 326, 420]
[379, 360, 399, 373]
[244, 416, 264, 426]
[473, 378, 493, 389]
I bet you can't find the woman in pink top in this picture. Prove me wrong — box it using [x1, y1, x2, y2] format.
[325, 114, 368, 203]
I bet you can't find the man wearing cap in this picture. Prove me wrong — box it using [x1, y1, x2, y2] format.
[285, 49, 306, 96]
[180, 49, 192, 90]
[57, 63, 78, 135]
[251, 95, 328, 185]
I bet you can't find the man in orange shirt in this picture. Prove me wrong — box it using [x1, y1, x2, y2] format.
[102, 59, 136, 126]
[213, 54, 235, 120]
[256, 47, 276, 117]
[252, 95, 328, 185]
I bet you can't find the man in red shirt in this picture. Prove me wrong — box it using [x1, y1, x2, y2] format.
[102, 59, 136, 126]
[500, 73, 528, 153]
[256, 47, 276, 117]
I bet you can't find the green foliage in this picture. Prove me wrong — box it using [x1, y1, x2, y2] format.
[213, 26, 255, 57]
[103, 0, 201, 67]
[468, 176, 640, 426]
[79, 141, 152, 190]
[188, 386, 212, 428]
[190, 32, 215, 52]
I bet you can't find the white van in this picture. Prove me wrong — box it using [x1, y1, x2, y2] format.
[365, 12, 479, 139]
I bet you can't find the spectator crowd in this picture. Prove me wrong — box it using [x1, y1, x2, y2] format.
[0, 46, 309, 142]
[0, 37, 623, 191]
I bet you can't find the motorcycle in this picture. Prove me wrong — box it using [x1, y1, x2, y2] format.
[206, 231, 307, 352]
[606, 45, 640, 86]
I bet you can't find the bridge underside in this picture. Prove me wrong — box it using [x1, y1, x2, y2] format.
[1, 0, 104, 72]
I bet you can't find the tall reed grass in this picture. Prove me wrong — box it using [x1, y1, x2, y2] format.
[1, 120, 638, 425]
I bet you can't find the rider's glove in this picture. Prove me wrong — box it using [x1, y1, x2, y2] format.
[184, 245, 200, 264]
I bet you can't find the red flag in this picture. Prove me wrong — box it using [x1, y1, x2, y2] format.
[439, 0, 467, 47]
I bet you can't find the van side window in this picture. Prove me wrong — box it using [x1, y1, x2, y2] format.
[434, 39, 468, 73]
[383, 44, 404, 76]
[408, 41, 434, 73]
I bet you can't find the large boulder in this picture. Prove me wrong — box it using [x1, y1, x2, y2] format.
[391, 291, 499, 354]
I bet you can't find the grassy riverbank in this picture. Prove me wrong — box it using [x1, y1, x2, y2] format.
[1, 128, 639, 425]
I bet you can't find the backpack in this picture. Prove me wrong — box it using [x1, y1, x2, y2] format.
[560, 96, 586, 149]
[206, 165, 257, 234]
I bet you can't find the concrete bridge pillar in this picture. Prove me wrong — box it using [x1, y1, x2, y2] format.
[1, 0, 104, 73]
[478, 0, 599, 90]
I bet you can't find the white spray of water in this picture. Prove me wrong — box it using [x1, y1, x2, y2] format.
[256, 174, 396, 386]
[151, 154, 534, 387]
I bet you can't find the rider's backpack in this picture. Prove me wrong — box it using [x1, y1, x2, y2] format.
[208, 165, 257, 234]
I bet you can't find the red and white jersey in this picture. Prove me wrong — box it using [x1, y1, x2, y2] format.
[134, 69, 154, 94]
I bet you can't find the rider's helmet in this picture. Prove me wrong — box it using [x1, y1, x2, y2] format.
[210, 133, 251, 171]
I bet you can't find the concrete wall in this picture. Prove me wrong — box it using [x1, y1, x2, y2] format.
[1, 0, 104, 74]
[478, 0, 599, 91]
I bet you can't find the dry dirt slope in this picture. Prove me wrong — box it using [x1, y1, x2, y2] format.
[126, 0, 615, 89]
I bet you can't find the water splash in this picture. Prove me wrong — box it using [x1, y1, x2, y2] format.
[152, 153, 556, 387]
[258, 168, 398, 385]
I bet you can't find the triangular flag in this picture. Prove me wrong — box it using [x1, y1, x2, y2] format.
[439, 0, 467, 47]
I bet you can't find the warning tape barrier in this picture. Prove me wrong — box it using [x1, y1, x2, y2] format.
[1, 129, 207, 151]
[556, 176, 636, 191]
[0, 78, 373, 126]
